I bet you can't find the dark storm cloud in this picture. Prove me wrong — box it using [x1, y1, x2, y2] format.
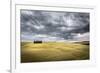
[21, 10, 89, 41]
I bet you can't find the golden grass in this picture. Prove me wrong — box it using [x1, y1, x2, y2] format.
[21, 42, 89, 63]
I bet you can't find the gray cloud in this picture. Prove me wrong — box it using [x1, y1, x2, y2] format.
[20, 10, 89, 41]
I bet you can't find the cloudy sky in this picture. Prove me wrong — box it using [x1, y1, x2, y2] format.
[20, 10, 89, 42]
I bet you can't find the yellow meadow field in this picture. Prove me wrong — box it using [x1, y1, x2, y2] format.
[21, 42, 89, 63]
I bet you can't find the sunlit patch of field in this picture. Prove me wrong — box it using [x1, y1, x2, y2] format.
[21, 42, 89, 63]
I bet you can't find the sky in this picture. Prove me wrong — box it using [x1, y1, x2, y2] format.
[20, 10, 89, 42]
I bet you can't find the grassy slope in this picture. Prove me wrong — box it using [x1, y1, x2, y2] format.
[21, 42, 89, 63]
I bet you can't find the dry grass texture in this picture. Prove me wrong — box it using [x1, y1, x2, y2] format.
[21, 42, 89, 63]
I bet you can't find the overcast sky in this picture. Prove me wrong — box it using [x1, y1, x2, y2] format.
[21, 10, 89, 42]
